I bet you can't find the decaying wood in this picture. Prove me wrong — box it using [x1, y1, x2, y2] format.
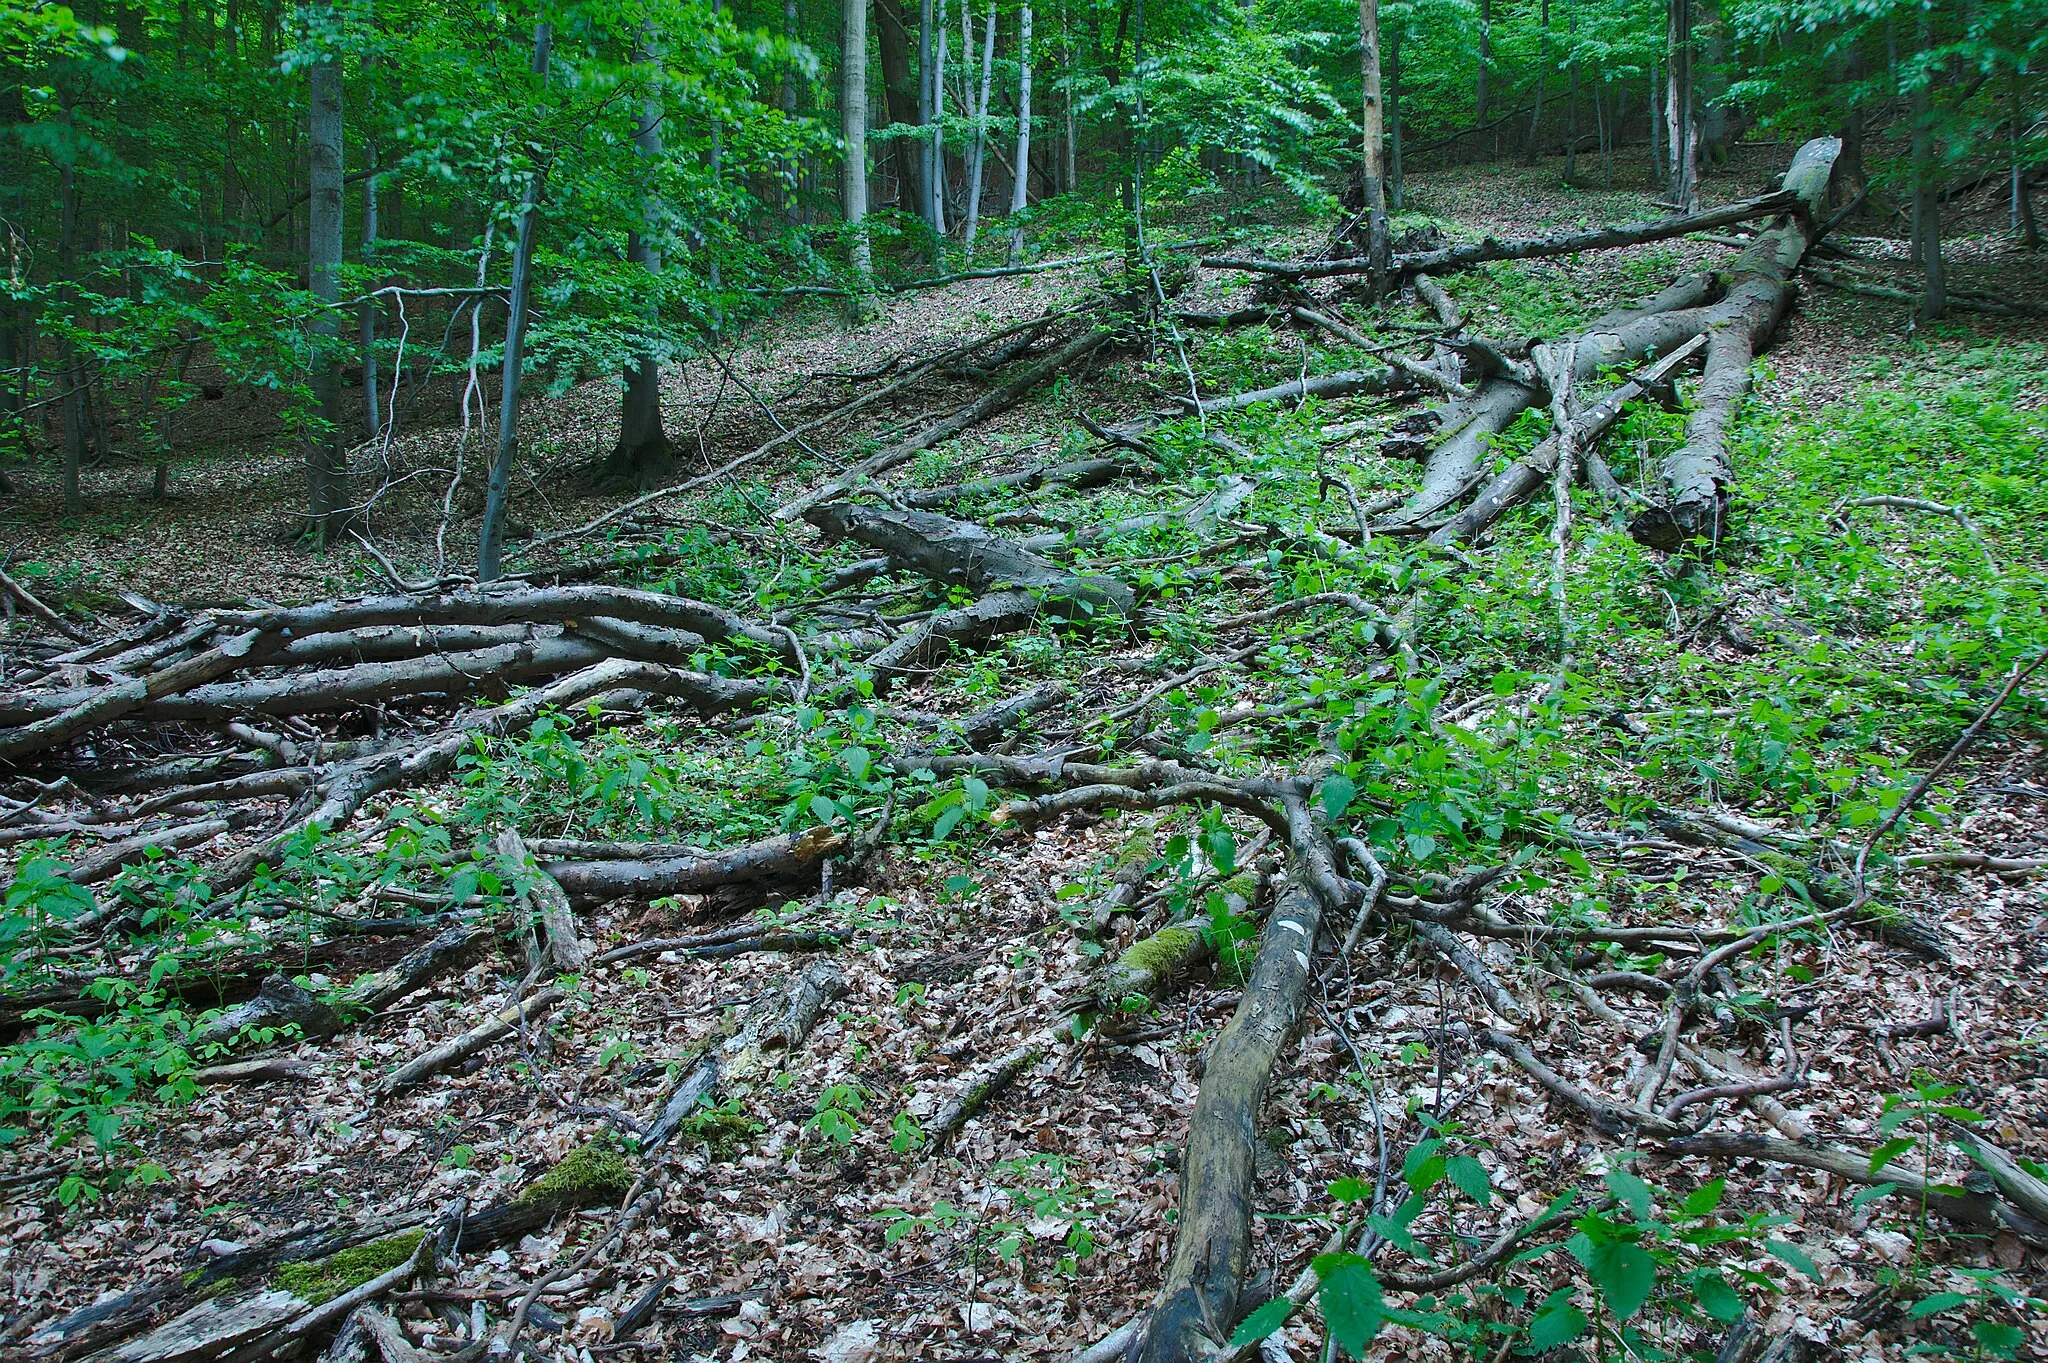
[1202, 185, 1802, 280]
[374, 987, 565, 1100]
[1134, 879, 1333, 1363]
[496, 828, 588, 972]
[643, 960, 846, 1149]
[1630, 137, 1843, 549]
[805, 502, 1135, 618]
[775, 326, 1111, 522]
[542, 825, 847, 907]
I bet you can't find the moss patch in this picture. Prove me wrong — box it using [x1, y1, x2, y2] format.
[1115, 926, 1198, 978]
[518, 1143, 633, 1205]
[273, 1231, 423, 1304]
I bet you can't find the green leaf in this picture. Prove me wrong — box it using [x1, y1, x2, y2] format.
[842, 745, 871, 782]
[1868, 1137, 1915, 1175]
[1907, 1292, 1970, 1319]
[809, 794, 839, 825]
[1679, 1178, 1726, 1217]
[1327, 1176, 1370, 1203]
[930, 805, 966, 842]
[1527, 1290, 1587, 1350]
[1848, 1181, 1898, 1209]
[1766, 1240, 1823, 1283]
[1972, 1321, 2025, 1358]
[1583, 1240, 1656, 1319]
[1446, 1154, 1492, 1206]
[1320, 773, 1357, 819]
[1693, 1270, 1745, 1323]
[1605, 1167, 1655, 1220]
[1316, 1256, 1385, 1354]
[1405, 832, 1437, 861]
[1227, 1297, 1293, 1347]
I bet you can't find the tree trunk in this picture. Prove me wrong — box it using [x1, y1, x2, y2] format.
[1911, 15, 1943, 322]
[1061, 8, 1077, 192]
[919, 0, 942, 233]
[1357, 0, 1389, 283]
[1474, 0, 1488, 130]
[306, 12, 349, 545]
[1006, 3, 1033, 263]
[57, 95, 86, 513]
[608, 33, 672, 486]
[874, 0, 926, 215]
[476, 22, 552, 583]
[844, 0, 873, 281]
[1388, 28, 1403, 209]
[359, 141, 381, 446]
[1667, 0, 1698, 210]
[962, 0, 996, 249]
[1525, 0, 1548, 161]
[1649, 57, 1661, 174]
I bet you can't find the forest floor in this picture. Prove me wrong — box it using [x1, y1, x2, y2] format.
[4, 147, 2048, 1363]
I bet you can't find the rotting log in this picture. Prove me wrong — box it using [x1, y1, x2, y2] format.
[643, 960, 846, 1149]
[207, 659, 776, 894]
[1175, 367, 1404, 416]
[373, 987, 566, 1100]
[542, 826, 848, 907]
[899, 456, 1145, 508]
[1133, 881, 1331, 1363]
[1201, 185, 1802, 281]
[774, 326, 1112, 522]
[805, 502, 1135, 618]
[498, 828, 588, 972]
[1426, 333, 1709, 545]
[1629, 137, 1843, 551]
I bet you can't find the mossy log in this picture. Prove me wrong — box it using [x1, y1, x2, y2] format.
[1134, 881, 1328, 1363]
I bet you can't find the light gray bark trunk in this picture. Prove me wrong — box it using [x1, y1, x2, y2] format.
[843, 0, 872, 279]
[962, 0, 996, 249]
[1006, 3, 1033, 263]
[609, 32, 671, 485]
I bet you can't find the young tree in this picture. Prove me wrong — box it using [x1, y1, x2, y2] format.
[962, 0, 996, 249]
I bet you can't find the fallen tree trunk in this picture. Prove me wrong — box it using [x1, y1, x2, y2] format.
[208, 659, 775, 893]
[542, 825, 848, 907]
[1630, 136, 1843, 550]
[1427, 333, 1708, 545]
[1175, 368, 1403, 416]
[774, 326, 1112, 522]
[1134, 881, 1329, 1363]
[806, 502, 1135, 616]
[643, 960, 846, 1149]
[1202, 186, 1802, 281]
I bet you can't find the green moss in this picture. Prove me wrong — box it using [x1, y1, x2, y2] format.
[1111, 832, 1157, 873]
[518, 1143, 633, 1205]
[273, 1231, 423, 1304]
[683, 1106, 762, 1160]
[1115, 926, 1198, 978]
[1216, 871, 1257, 904]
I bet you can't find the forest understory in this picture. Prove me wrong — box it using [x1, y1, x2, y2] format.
[3, 145, 2048, 1363]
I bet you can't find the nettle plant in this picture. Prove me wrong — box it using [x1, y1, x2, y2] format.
[1234, 1143, 1825, 1361]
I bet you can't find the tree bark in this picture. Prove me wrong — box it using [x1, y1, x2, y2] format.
[608, 34, 672, 484]
[306, 11, 350, 544]
[1667, 0, 1699, 210]
[1133, 882, 1328, 1362]
[1006, 2, 1034, 262]
[1911, 11, 1944, 321]
[874, 0, 926, 216]
[844, 0, 873, 282]
[477, 22, 553, 582]
[962, 0, 996, 249]
[1356, 0, 1389, 282]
